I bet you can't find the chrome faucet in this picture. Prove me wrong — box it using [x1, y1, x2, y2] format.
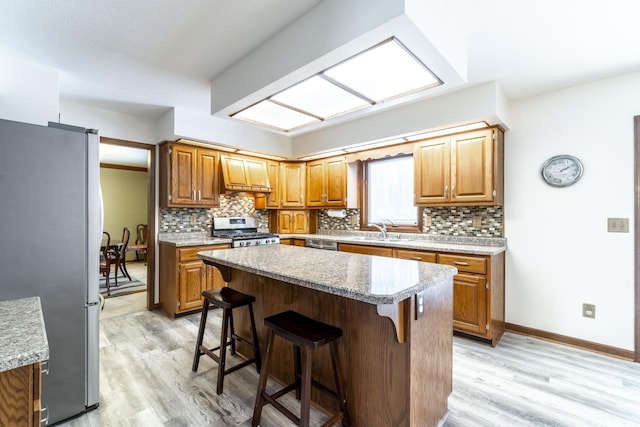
[369, 223, 388, 239]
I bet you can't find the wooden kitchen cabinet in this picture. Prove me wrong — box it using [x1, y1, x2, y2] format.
[277, 210, 309, 234]
[336, 242, 505, 345]
[220, 154, 271, 192]
[280, 162, 306, 207]
[159, 142, 220, 208]
[338, 243, 394, 257]
[159, 242, 230, 318]
[414, 127, 503, 206]
[0, 362, 41, 427]
[306, 156, 347, 208]
[264, 160, 281, 208]
[438, 252, 504, 345]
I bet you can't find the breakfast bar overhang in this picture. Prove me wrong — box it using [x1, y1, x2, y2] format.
[199, 245, 457, 426]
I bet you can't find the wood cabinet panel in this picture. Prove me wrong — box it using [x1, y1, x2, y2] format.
[438, 253, 486, 274]
[451, 273, 487, 336]
[451, 131, 493, 203]
[276, 210, 309, 234]
[265, 160, 280, 208]
[414, 137, 450, 204]
[414, 127, 503, 206]
[338, 243, 394, 257]
[159, 243, 230, 318]
[160, 142, 219, 208]
[394, 248, 437, 262]
[281, 162, 305, 207]
[306, 157, 346, 208]
[0, 362, 40, 427]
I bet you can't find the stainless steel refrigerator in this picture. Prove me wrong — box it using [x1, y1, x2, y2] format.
[0, 118, 100, 424]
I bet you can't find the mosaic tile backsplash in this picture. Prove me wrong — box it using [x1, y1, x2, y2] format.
[159, 195, 270, 234]
[318, 206, 503, 237]
[160, 196, 503, 238]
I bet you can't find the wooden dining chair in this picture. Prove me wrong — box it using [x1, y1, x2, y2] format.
[100, 232, 112, 295]
[109, 227, 131, 286]
[126, 224, 148, 263]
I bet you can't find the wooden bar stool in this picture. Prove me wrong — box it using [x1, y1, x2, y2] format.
[192, 287, 262, 395]
[252, 310, 350, 427]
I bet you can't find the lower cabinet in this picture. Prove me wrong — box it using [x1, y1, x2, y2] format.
[159, 243, 230, 318]
[0, 362, 42, 426]
[338, 243, 505, 345]
[279, 238, 306, 246]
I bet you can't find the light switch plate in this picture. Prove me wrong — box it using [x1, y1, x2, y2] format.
[607, 218, 629, 233]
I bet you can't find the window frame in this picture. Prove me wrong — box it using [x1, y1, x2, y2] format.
[360, 154, 423, 234]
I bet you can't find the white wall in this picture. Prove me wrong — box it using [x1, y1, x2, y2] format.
[60, 99, 157, 144]
[0, 55, 59, 125]
[504, 71, 640, 350]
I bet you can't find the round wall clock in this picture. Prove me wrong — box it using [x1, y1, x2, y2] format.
[541, 154, 584, 187]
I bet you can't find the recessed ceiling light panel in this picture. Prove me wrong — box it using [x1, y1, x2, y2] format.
[271, 75, 370, 119]
[233, 100, 319, 131]
[324, 39, 441, 102]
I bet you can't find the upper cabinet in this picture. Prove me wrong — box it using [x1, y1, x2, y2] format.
[160, 143, 219, 208]
[264, 160, 281, 208]
[220, 154, 271, 193]
[280, 162, 306, 208]
[306, 156, 347, 208]
[414, 127, 504, 206]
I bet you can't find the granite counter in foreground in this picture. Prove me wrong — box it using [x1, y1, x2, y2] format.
[198, 244, 457, 305]
[0, 296, 49, 372]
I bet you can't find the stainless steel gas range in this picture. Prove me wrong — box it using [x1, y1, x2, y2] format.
[212, 217, 280, 248]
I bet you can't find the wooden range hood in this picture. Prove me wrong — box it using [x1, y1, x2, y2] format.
[220, 154, 272, 193]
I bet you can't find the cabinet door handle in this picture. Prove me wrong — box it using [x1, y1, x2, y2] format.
[444, 185, 448, 197]
[192, 190, 196, 200]
[452, 185, 455, 196]
[41, 360, 50, 375]
[408, 256, 423, 261]
[453, 261, 469, 266]
[41, 405, 49, 425]
[198, 190, 201, 200]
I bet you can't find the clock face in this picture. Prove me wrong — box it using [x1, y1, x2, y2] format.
[541, 155, 583, 187]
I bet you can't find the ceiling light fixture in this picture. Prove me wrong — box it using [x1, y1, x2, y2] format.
[231, 37, 442, 132]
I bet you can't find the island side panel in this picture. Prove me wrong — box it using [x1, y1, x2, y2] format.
[229, 268, 413, 426]
[408, 278, 453, 427]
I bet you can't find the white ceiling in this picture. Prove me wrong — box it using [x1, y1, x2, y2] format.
[2, 0, 640, 164]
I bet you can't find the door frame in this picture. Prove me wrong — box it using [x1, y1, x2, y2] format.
[634, 117, 640, 362]
[100, 137, 156, 310]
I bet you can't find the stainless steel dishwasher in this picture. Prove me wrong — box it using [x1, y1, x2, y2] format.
[305, 238, 338, 251]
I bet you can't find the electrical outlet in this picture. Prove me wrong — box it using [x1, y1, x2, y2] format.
[582, 303, 595, 319]
[607, 218, 629, 233]
[189, 214, 197, 226]
[425, 215, 432, 227]
[472, 215, 482, 228]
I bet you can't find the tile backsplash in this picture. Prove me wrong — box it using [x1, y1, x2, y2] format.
[318, 206, 503, 237]
[161, 196, 504, 238]
[159, 195, 269, 234]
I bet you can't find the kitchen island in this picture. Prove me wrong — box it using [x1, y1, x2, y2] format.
[199, 245, 457, 427]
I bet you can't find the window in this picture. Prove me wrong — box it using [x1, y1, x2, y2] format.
[363, 155, 421, 232]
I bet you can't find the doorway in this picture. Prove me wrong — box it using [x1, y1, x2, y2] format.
[100, 137, 156, 311]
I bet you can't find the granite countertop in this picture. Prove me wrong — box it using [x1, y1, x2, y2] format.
[158, 232, 232, 247]
[199, 245, 457, 305]
[0, 296, 49, 372]
[280, 232, 507, 256]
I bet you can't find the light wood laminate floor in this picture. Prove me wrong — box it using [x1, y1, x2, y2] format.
[58, 293, 640, 427]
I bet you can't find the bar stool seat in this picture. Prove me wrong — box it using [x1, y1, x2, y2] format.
[192, 287, 262, 395]
[252, 310, 351, 427]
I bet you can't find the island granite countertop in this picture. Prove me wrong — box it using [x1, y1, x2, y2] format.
[199, 244, 457, 305]
[0, 296, 49, 372]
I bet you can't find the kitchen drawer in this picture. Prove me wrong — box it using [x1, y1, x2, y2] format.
[178, 244, 230, 262]
[394, 249, 437, 263]
[438, 253, 487, 274]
